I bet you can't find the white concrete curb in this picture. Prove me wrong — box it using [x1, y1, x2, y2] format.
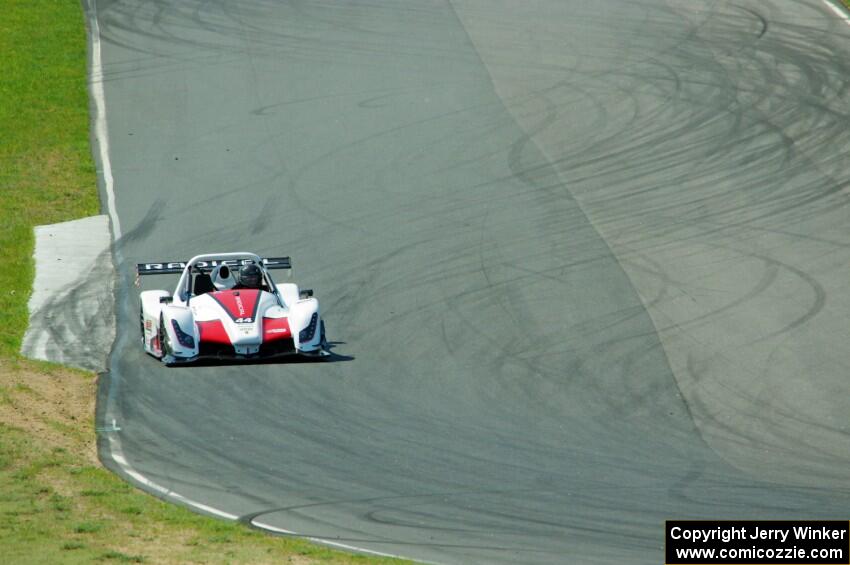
[21, 214, 115, 371]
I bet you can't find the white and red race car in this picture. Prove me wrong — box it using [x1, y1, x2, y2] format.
[137, 252, 328, 365]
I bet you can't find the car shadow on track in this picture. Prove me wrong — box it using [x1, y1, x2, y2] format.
[166, 341, 354, 368]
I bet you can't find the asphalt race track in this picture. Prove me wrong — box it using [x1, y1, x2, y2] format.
[93, 1, 850, 563]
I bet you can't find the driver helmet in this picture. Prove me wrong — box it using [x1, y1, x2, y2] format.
[238, 263, 262, 289]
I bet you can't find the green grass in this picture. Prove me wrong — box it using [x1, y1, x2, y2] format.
[0, 1, 409, 563]
[0, 0, 99, 356]
[0, 421, 411, 564]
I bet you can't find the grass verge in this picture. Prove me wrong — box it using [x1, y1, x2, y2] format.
[0, 1, 408, 563]
[0, 0, 99, 356]
[0, 359, 409, 564]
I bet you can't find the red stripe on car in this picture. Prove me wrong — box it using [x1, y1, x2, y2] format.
[210, 289, 260, 321]
[197, 320, 230, 344]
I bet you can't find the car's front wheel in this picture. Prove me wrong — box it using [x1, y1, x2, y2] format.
[139, 305, 146, 347]
[158, 317, 171, 359]
[319, 320, 327, 348]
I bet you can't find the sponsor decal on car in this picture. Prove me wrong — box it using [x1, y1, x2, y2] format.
[262, 317, 291, 342]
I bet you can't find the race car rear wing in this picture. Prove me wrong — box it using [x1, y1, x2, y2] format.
[136, 256, 291, 276]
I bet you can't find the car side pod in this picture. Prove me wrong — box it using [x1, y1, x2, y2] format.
[140, 289, 172, 357]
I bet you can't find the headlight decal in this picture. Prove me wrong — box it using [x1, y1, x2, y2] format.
[299, 313, 319, 343]
[171, 319, 196, 349]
